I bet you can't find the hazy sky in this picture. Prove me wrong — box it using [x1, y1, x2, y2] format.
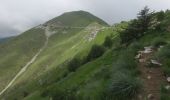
[0, 0, 170, 37]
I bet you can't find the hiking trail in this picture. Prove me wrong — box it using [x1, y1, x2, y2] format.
[137, 47, 167, 100]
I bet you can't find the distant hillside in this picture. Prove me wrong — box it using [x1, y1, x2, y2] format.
[0, 36, 15, 43]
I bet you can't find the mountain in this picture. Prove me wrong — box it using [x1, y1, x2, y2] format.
[0, 11, 114, 100]
[1, 10, 170, 100]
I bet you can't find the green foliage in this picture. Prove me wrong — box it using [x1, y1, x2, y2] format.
[156, 44, 170, 76]
[161, 85, 170, 100]
[156, 11, 165, 21]
[49, 88, 68, 100]
[108, 73, 141, 100]
[162, 65, 170, 76]
[152, 37, 167, 48]
[120, 6, 154, 44]
[68, 57, 82, 72]
[156, 44, 170, 61]
[86, 45, 105, 62]
[103, 36, 113, 48]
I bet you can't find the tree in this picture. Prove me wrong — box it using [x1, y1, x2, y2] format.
[156, 11, 165, 21]
[137, 6, 153, 33]
[120, 6, 154, 44]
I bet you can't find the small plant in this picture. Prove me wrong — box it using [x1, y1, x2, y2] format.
[156, 44, 170, 61]
[162, 65, 170, 76]
[152, 37, 167, 48]
[108, 73, 141, 100]
[161, 85, 170, 100]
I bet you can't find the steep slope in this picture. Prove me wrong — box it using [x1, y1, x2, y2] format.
[0, 28, 46, 92]
[0, 11, 112, 99]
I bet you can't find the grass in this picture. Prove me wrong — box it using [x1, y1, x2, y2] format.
[3, 12, 168, 99]
[0, 28, 46, 91]
[1, 22, 116, 100]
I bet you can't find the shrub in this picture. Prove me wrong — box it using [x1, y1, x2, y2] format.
[156, 44, 170, 61]
[161, 85, 170, 100]
[103, 36, 113, 48]
[23, 91, 29, 97]
[68, 57, 81, 72]
[152, 38, 167, 48]
[86, 45, 105, 62]
[162, 65, 170, 76]
[108, 73, 141, 100]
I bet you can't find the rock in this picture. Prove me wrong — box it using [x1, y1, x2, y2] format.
[135, 54, 141, 59]
[167, 77, 170, 83]
[139, 59, 145, 63]
[147, 94, 154, 99]
[147, 75, 151, 80]
[144, 46, 153, 54]
[165, 85, 170, 90]
[151, 60, 162, 66]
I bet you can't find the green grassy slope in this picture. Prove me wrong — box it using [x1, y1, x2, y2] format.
[0, 11, 112, 100]
[18, 11, 170, 100]
[0, 28, 46, 91]
[3, 10, 170, 100]
[1, 24, 115, 100]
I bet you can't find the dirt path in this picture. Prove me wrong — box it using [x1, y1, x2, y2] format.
[0, 28, 50, 96]
[138, 50, 166, 100]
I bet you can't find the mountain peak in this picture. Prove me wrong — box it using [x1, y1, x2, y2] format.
[45, 10, 108, 27]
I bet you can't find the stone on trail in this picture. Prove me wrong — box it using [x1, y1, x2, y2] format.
[139, 59, 145, 63]
[147, 94, 154, 100]
[147, 75, 151, 80]
[151, 60, 162, 66]
[167, 77, 170, 83]
[135, 54, 141, 59]
[165, 85, 170, 90]
[143, 46, 153, 54]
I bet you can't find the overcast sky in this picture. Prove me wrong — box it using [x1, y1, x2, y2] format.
[0, 0, 170, 38]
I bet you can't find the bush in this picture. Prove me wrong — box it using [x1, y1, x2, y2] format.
[161, 84, 170, 100]
[86, 45, 105, 62]
[103, 36, 113, 48]
[156, 44, 170, 61]
[68, 57, 81, 72]
[108, 73, 141, 100]
[152, 38, 167, 48]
